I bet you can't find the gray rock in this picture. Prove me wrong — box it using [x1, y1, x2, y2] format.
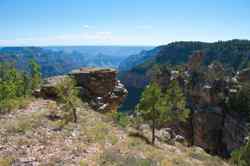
[175, 135, 185, 143]
[156, 128, 171, 142]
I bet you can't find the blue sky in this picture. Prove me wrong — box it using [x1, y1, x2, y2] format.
[0, 0, 250, 46]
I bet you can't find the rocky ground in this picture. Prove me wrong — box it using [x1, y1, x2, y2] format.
[0, 99, 230, 166]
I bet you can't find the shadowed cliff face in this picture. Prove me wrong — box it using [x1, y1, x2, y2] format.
[119, 50, 250, 157]
[40, 67, 127, 112]
[153, 53, 250, 157]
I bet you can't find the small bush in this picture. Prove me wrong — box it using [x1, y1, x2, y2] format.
[5, 112, 43, 134]
[0, 97, 31, 114]
[55, 77, 80, 123]
[111, 111, 130, 128]
[85, 121, 109, 143]
[231, 139, 250, 166]
[8, 120, 33, 134]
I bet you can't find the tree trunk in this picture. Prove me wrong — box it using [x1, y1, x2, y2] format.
[152, 119, 155, 145]
[70, 101, 77, 123]
[72, 107, 77, 123]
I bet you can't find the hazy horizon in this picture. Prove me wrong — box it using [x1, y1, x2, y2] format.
[1, 39, 249, 48]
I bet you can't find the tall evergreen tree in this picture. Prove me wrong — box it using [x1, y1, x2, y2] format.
[136, 80, 189, 145]
[29, 59, 41, 90]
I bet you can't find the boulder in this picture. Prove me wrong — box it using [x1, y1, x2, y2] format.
[138, 125, 174, 144]
[40, 75, 68, 98]
[138, 124, 152, 140]
[156, 128, 171, 143]
[174, 135, 185, 143]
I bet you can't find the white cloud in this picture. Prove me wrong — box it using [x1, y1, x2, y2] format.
[83, 25, 90, 29]
[83, 25, 94, 29]
[0, 31, 116, 46]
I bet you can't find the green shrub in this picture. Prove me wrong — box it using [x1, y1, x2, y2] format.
[111, 111, 130, 127]
[231, 139, 250, 166]
[85, 121, 109, 143]
[0, 60, 40, 114]
[226, 83, 250, 117]
[0, 97, 31, 114]
[5, 111, 43, 134]
[56, 77, 80, 123]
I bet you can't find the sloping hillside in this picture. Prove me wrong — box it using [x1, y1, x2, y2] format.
[119, 48, 159, 71]
[0, 98, 230, 166]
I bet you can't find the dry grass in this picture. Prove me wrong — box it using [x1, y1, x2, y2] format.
[0, 99, 230, 166]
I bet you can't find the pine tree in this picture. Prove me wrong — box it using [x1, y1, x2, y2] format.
[29, 59, 41, 90]
[0, 62, 33, 113]
[136, 80, 189, 145]
[164, 80, 190, 122]
[136, 82, 162, 144]
[56, 77, 80, 123]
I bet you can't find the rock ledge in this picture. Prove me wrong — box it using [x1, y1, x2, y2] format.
[40, 67, 127, 112]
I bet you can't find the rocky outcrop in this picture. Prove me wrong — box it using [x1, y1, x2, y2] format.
[152, 58, 250, 157]
[70, 68, 127, 111]
[71, 68, 117, 97]
[40, 75, 68, 98]
[40, 68, 127, 112]
[192, 107, 224, 154]
[189, 76, 249, 156]
[222, 113, 249, 153]
[238, 68, 250, 82]
[191, 109, 249, 156]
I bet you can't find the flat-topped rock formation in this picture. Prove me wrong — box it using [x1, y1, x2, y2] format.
[70, 68, 117, 97]
[40, 68, 127, 112]
[70, 67, 127, 111]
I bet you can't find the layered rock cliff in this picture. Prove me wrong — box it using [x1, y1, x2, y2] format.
[70, 68, 127, 111]
[40, 67, 127, 112]
[190, 94, 249, 157]
[152, 52, 250, 157]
